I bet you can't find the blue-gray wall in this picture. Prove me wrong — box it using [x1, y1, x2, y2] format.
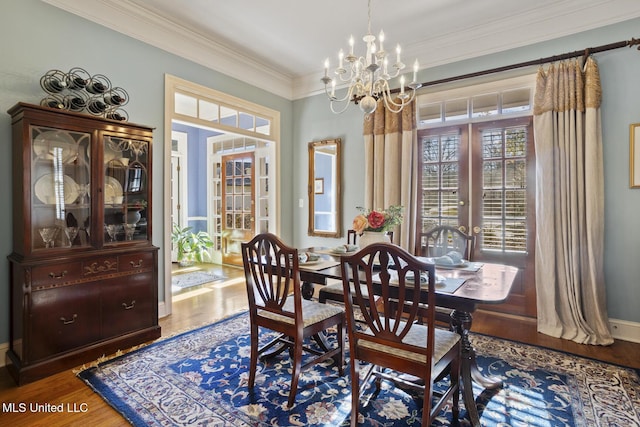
[292, 18, 640, 325]
[0, 0, 293, 345]
[172, 122, 219, 233]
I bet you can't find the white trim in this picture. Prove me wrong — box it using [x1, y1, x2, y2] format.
[417, 72, 537, 104]
[158, 301, 168, 319]
[609, 318, 640, 344]
[0, 341, 7, 368]
[163, 74, 281, 317]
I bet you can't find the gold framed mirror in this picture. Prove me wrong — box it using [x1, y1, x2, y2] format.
[308, 138, 342, 237]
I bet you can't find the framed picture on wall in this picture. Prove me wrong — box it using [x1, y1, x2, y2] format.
[314, 178, 324, 194]
[631, 123, 640, 188]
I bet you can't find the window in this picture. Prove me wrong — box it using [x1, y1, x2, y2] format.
[173, 91, 273, 137]
[416, 74, 535, 253]
[416, 73, 536, 317]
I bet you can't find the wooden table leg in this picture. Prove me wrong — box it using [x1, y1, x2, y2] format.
[450, 309, 504, 426]
[301, 281, 314, 300]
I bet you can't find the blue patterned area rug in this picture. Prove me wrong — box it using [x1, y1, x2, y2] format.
[77, 312, 640, 426]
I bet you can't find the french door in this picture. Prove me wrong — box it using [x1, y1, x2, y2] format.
[417, 116, 536, 317]
[221, 153, 255, 266]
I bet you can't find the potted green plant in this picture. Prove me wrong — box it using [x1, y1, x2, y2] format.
[171, 223, 214, 266]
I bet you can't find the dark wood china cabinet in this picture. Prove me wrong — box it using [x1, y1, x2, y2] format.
[6, 103, 161, 384]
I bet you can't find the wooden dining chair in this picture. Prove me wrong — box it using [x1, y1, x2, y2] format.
[340, 243, 461, 427]
[416, 225, 476, 325]
[241, 233, 345, 408]
[417, 225, 475, 261]
[318, 229, 393, 305]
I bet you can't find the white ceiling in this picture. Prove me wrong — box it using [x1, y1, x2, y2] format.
[44, 0, 640, 100]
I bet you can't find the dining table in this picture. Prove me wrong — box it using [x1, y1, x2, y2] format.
[297, 246, 519, 427]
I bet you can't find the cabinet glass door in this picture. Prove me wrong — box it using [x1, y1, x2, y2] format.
[103, 136, 149, 243]
[31, 126, 92, 250]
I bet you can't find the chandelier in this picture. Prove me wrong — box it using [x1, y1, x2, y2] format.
[321, 0, 422, 115]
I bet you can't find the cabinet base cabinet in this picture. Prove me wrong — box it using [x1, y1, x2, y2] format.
[5, 326, 161, 386]
[6, 248, 161, 385]
[6, 103, 160, 385]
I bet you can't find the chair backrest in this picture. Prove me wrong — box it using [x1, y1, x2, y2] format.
[241, 233, 301, 323]
[417, 225, 475, 261]
[340, 243, 438, 369]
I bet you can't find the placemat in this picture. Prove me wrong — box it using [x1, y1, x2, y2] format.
[436, 261, 484, 272]
[299, 260, 340, 271]
[315, 248, 358, 256]
[384, 272, 467, 294]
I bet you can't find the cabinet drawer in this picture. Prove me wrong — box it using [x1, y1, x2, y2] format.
[81, 256, 119, 278]
[102, 273, 155, 338]
[119, 251, 155, 273]
[31, 262, 83, 289]
[29, 283, 102, 362]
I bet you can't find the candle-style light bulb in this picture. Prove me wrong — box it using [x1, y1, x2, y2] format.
[349, 35, 355, 55]
[396, 44, 401, 63]
[338, 49, 344, 68]
[413, 59, 419, 82]
[324, 58, 330, 77]
[379, 30, 385, 52]
[331, 79, 336, 97]
[400, 75, 405, 94]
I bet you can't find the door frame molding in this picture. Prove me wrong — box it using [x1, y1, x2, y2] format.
[162, 74, 280, 318]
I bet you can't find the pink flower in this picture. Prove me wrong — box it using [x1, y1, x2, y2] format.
[367, 211, 385, 229]
[352, 214, 369, 234]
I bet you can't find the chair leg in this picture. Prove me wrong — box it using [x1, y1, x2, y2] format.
[287, 337, 304, 408]
[349, 358, 359, 427]
[334, 321, 345, 375]
[248, 325, 259, 388]
[451, 352, 461, 423]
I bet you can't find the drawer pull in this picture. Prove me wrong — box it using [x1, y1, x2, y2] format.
[49, 270, 68, 279]
[130, 260, 144, 268]
[60, 314, 78, 325]
[122, 300, 136, 310]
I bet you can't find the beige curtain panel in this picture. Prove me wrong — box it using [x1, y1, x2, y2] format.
[533, 57, 613, 345]
[363, 99, 418, 252]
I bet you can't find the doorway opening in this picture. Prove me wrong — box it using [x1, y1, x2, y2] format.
[164, 75, 280, 315]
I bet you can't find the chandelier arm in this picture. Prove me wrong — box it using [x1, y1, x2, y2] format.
[324, 84, 353, 103]
[378, 83, 416, 109]
[382, 90, 416, 112]
[330, 97, 355, 114]
[382, 95, 409, 114]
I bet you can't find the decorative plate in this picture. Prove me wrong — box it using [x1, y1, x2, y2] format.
[33, 130, 78, 164]
[104, 176, 123, 203]
[34, 174, 79, 205]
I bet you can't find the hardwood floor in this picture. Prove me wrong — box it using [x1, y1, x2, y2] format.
[1, 263, 638, 426]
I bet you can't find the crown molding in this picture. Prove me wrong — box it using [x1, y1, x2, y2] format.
[41, 0, 294, 100]
[41, 0, 640, 102]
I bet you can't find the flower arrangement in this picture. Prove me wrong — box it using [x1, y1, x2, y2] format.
[352, 205, 404, 234]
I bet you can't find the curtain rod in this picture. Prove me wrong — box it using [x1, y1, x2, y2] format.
[410, 36, 640, 89]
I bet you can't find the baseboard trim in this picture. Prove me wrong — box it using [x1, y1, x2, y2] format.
[609, 318, 640, 343]
[0, 341, 9, 368]
[469, 310, 640, 344]
[158, 301, 168, 318]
